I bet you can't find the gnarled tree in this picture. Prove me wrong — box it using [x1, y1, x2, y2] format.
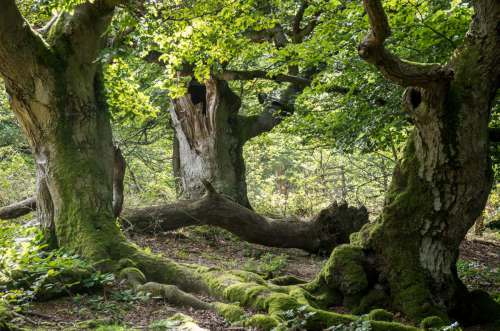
[308, 0, 500, 324]
[0, 0, 204, 290]
[170, 76, 304, 208]
[148, 1, 327, 208]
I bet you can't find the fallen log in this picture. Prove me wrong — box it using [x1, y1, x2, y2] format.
[121, 182, 368, 254]
[0, 183, 368, 254]
[0, 197, 36, 220]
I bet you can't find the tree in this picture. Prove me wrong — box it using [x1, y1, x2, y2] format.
[308, 0, 500, 323]
[0, 0, 201, 290]
[142, 0, 331, 207]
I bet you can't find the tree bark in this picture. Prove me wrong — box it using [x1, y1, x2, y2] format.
[0, 1, 130, 261]
[311, 0, 500, 324]
[121, 185, 368, 254]
[0, 197, 36, 220]
[171, 78, 301, 208]
[171, 79, 251, 208]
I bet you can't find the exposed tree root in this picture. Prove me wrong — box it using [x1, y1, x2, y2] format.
[115, 251, 422, 331]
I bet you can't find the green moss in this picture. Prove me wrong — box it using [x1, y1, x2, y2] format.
[419, 316, 446, 329]
[321, 245, 368, 296]
[75, 318, 114, 329]
[138, 282, 212, 310]
[269, 275, 306, 286]
[224, 283, 271, 308]
[213, 302, 245, 323]
[304, 309, 356, 330]
[241, 314, 279, 330]
[118, 267, 146, 288]
[370, 320, 421, 331]
[95, 326, 132, 331]
[368, 309, 394, 322]
[354, 289, 389, 314]
[149, 313, 203, 330]
[117, 258, 137, 269]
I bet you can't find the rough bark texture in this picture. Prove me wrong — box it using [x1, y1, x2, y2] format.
[308, 0, 500, 324]
[171, 79, 250, 208]
[121, 185, 368, 253]
[1, 147, 127, 222]
[113, 146, 126, 217]
[171, 75, 303, 209]
[0, 0, 223, 295]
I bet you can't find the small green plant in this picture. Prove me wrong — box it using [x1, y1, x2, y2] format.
[273, 305, 317, 331]
[325, 316, 372, 331]
[0, 224, 115, 317]
[243, 253, 288, 278]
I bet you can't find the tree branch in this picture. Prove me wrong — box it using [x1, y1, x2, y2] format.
[240, 84, 303, 140]
[245, 24, 289, 48]
[0, 197, 36, 220]
[121, 194, 368, 254]
[217, 70, 310, 87]
[358, 0, 453, 87]
[0, 0, 49, 84]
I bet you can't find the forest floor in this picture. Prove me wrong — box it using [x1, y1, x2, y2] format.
[14, 227, 500, 331]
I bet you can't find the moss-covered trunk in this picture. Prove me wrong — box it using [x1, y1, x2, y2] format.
[1, 3, 130, 263]
[171, 79, 251, 208]
[312, 0, 500, 324]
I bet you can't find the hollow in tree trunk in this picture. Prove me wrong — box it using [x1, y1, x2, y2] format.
[171, 79, 251, 207]
[171, 77, 303, 208]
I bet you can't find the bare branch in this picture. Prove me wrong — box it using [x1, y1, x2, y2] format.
[240, 85, 302, 140]
[0, 197, 36, 220]
[358, 0, 452, 87]
[245, 24, 289, 48]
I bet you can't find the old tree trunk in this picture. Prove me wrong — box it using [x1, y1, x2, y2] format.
[171, 79, 251, 207]
[307, 0, 500, 325]
[171, 76, 302, 208]
[0, 2, 121, 259]
[0, 1, 206, 290]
